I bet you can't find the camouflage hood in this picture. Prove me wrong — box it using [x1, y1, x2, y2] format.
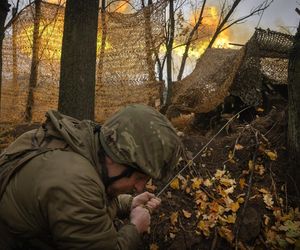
[45, 111, 102, 174]
[99, 104, 183, 180]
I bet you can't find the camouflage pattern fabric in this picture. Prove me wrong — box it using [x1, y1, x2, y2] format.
[100, 104, 183, 180]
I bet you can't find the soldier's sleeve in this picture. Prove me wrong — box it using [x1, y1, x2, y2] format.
[38, 152, 141, 250]
[107, 195, 133, 219]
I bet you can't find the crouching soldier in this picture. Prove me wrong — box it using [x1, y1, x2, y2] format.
[0, 104, 183, 250]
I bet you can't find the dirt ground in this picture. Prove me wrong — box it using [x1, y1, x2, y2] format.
[0, 100, 299, 250]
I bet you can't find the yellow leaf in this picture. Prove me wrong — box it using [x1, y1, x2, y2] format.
[150, 243, 159, 250]
[256, 164, 265, 175]
[170, 212, 178, 225]
[220, 214, 236, 224]
[220, 177, 236, 187]
[237, 197, 245, 204]
[169, 232, 176, 239]
[228, 151, 235, 163]
[264, 215, 270, 225]
[224, 186, 235, 194]
[263, 193, 274, 208]
[191, 177, 203, 190]
[203, 179, 213, 187]
[182, 209, 192, 218]
[230, 202, 240, 212]
[214, 170, 226, 179]
[265, 150, 277, 161]
[218, 226, 234, 243]
[170, 178, 180, 190]
[197, 220, 210, 237]
[257, 107, 264, 112]
[234, 144, 244, 150]
[239, 178, 246, 189]
[258, 188, 269, 194]
[227, 214, 236, 224]
[248, 160, 254, 170]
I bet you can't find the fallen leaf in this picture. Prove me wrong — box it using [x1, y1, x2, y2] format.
[191, 177, 203, 190]
[150, 243, 159, 250]
[234, 144, 244, 150]
[237, 197, 245, 204]
[214, 170, 226, 179]
[230, 202, 240, 212]
[257, 107, 264, 112]
[224, 186, 235, 195]
[248, 160, 254, 170]
[258, 188, 269, 194]
[265, 150, 277, 161]
[170, 178, 180, 190]
[170, 212, 178, 225]
[182, 209, 192, 218]
[218, 226, 234, 243]
[228, 151, 235, 163]
[203, 179, 213, 187]
[264, 215, 270, 225]
[256, 164, 265, 175]
[169, 232, 176, 239]
[197, 220, 210, 237]
[239, 178, 246, 189]
[263, 193, 274, 208]
[220, 177, 236, 187]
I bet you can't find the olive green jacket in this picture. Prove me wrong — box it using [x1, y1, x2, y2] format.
[0, 111, 141, 249]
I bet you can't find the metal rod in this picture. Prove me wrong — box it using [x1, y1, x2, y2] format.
[156, 106, 251, 197]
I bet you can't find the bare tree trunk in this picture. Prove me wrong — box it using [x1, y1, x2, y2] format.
[143, 4, 156, 82]
[12, 7, 18, 90]
[0, 0, 10, 116]
[207, 0, 241, 49]
[58, 0, 99, 120]
[177, 0, 206, 81]
[25, 0, 42, 122]
[97, 0, 107, 86]
[165, 0, 174, 109]
[288, 20, 300, 190]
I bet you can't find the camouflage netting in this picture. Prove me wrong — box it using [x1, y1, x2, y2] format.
[230, 28, 293, 106]
[168, 28, 294, 115]
[167, 48, 245, 115]
[0, 1, 165, 123]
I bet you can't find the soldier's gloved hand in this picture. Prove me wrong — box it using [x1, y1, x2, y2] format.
[130, 206, 150, 233]
[131, 191, 161, 213]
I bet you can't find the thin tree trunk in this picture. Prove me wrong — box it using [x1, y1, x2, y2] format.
[207, 0, 241, 49]
[58, 0, 99, 120]
[177, 0, 206, 81]
[97, 0, 107, 87]
[165, 0, 174, 108]
[288, 21, 300, 189]
[25, 0, 42, 122]
[0, 0, 10, 116]
[12, 7, 18, 90]
[143, 4, 156, 82]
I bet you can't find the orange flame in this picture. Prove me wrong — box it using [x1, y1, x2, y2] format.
[178, 6, 233, 58]
[114, 1, 130, 13]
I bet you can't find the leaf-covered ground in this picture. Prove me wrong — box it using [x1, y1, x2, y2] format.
[0, 104, 299, 250]
[142, 106, 300, 250]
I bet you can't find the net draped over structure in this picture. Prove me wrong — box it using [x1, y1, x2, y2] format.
[168, 28, 293, 115]
[230, 28, 293, 106]
[0, 1, 165, 123]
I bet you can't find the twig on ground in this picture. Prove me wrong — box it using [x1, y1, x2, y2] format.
[234, 130, 259, 250]
[210, 227, 218, 250]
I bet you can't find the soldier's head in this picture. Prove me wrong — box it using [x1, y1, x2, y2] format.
[99, 104, 183, 196]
